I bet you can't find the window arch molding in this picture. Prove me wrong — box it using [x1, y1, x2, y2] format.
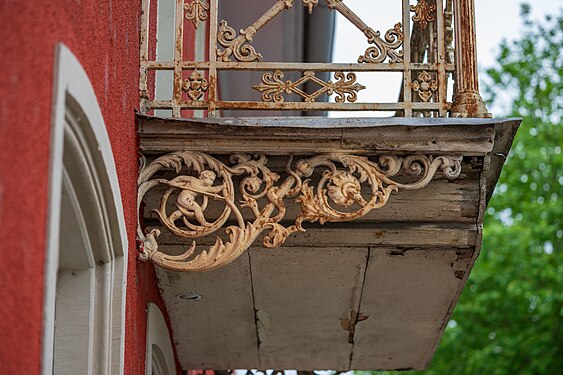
[146, 303, 176, 375]
[42, 43, 128, 374]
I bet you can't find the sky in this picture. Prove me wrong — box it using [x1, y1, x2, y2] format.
[330, 0, 562, 117]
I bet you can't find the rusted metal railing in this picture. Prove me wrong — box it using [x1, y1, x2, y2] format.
[139, 0, 489, 118]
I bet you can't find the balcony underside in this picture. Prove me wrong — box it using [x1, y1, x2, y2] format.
[138, 115, 519, 371]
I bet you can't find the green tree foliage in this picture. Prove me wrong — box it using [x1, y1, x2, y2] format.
[360, 5, 562, 375]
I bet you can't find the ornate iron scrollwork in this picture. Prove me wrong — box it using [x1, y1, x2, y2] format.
[358, 23, 404, 64]
[138, 152, 462, 272]
[410, 0, 437, 30]
[412, 71, 438, 102]
[184, 0, 210, 29]
[253, 71, 365, 103]
[302, 0, 319, 14]
[182, 70, 209, 101]
[216, 21, 263, 62]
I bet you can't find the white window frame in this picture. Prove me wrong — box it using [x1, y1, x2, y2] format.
[146, 303, 177, 375]
[42, 43, 128, 374]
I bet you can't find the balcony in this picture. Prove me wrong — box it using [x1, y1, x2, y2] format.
[137, 0, 520, 371]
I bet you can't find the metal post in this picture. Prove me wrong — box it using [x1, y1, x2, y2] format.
[451, 0, 491, 118]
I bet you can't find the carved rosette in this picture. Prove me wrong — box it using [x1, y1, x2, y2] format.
[412, 71, 438, 102]
[182, 70, 208, 101]
[138, 152, 463, 272]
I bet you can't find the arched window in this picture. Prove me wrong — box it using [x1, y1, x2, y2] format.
[146, 303, 176, 375]
[42, 44, 128, 374]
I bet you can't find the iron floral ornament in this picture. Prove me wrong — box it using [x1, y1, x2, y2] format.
[253, 71, 365, 103]
[184, 0, 210, 29]
[137, 152, 462, 272]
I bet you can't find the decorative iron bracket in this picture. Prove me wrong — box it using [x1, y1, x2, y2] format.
[137, 151, 462, 272]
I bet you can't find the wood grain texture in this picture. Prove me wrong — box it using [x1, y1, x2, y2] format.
[139, 116, 504, 155]
[143, 175, 481, 224]
[148, 223, 478, 249]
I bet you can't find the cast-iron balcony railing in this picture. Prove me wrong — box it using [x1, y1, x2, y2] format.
[139, 0, 490, 119]
[137, 0, 503, 273]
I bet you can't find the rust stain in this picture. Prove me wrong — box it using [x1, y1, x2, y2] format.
[342, 310, 370, 344]
[357, 312, 369, 322]
[340, 317, 350, 331]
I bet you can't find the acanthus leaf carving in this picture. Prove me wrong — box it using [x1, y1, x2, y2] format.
[138, 152, 463, 272]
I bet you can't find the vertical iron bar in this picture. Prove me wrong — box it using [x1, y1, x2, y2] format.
[207, 0, 218, 117]
[173, 0, 185, 117]
[403, 0, 412, 117]
[140, 0, 151, 113]
[436, 0, 447, 117]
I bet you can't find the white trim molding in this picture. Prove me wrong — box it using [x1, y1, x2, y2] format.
[43, 43, 129, 374]
[146, 303, 177, 375]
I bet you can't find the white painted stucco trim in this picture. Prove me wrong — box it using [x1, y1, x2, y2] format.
[146, 303, 177, 375]
[43, 43, 129, 374]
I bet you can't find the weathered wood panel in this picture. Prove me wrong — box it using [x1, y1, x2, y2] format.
[350, 248, 473, 370]
[156, 251, 259, 369]
[138, 114, 518, 129]
[143, 177, 480, 225]
[249, 246, 368, 370]
[156, 245, 476, 371]
[139, 120, 497, 155]
[150, 223, 478, 249]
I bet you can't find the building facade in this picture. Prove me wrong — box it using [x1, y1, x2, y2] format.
[0, 0, 519, 373]
[0, 1, 179, 373]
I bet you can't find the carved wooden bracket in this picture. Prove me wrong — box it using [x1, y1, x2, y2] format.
[137, 152, 463, 272]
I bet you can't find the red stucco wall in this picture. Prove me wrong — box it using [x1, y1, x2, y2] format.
[0, 1, 177, 373]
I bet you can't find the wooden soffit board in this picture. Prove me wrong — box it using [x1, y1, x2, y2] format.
[138, 115, 520, 370]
